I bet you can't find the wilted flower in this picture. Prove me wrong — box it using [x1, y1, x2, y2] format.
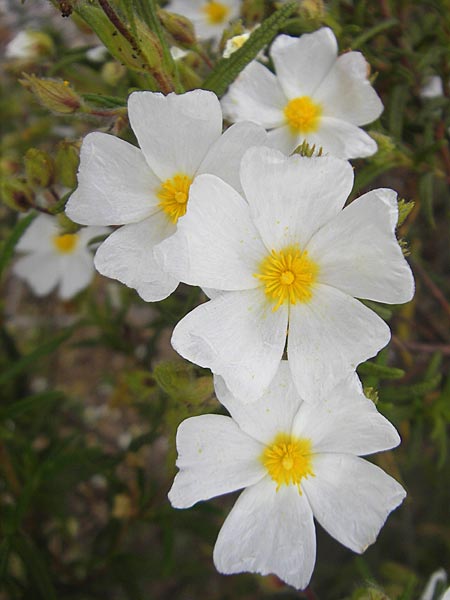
[169, 362, 406, 589]
[13, 214, 108, 300]
[66, 90, 266, 302]
[156, 146, 414, 403]
[222, 27, 383, 158]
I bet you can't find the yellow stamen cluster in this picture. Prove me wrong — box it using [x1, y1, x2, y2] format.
[203, 1, 230, 25]
[53, 233, 79, 254]
[157, 173, 193, 224]
[255, 245, 318, 311]
[262, 433, 314, 491]
[284, 96, 322, 133]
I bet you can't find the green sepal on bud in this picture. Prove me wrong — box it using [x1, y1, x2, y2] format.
[397, 198, 415, 227]
[55, 141, 80, 189]
[158, 9, 197, 48]
[153, 360, 214, 406]
[292, 140, 324, 157]
[1, 178, 35, 212]
[20, 74, 83, 114]
[24, 148, 55, 188]
[363, 386, 379, 405]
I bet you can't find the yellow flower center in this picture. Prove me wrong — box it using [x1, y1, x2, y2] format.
[52, 233, 79, 254]
[255, 245, 318, 311]
[157, 173, 193, 224]
[203, 1, 230, 24]
[262, 433, 314, 491]
[284, 96, 322, 133]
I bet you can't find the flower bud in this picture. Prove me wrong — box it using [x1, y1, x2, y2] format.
[1, 178, 35, 212]
[20, 75, 83, 114]
[101, 61, 127, 86]
[24, 148, 55, 188]
[55, 141, 80, 189]
[158, 9, 197, 48]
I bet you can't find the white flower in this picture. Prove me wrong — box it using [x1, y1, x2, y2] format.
[221, 27, 383, 159]
[421, 570, 450, 600]
[13, 214, 108, 300]
[165, 0, 240, 43]
[5, 30, 53, 60]
[65, 90, 267, 302]
[169, 362, 406, 590]
[223, 32, 251, 58]
[420, 75, 444, 99]
[156, 146, 414, 403]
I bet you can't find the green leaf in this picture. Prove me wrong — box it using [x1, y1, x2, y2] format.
[14, 534, 57, 600]
[0, 212, 36, 281]
[419, 172, 435, 227]
[0, 391, 63, 420]
[0, 329, 74, 387]
[351, 18, 399, 49]
[358, 362, 405, 380]
[82, 93, 127, 108]
[202, 1, 299, 97]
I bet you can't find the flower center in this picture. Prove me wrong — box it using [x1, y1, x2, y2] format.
[255, 245, 318, 311]
[284, 96, 322, 133]
[157, 173, 193, 224]
[202, 1, 230, 24]
[52, 233, 79, 254]
[262, 433, 314, 491]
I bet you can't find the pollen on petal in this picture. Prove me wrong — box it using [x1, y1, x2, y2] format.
[255, 245, 318, 311]
[157, 173, 193, 224]
[262, 432, 315, 492]
[284, 96, 322, 133]
[53, 233, 79, 254]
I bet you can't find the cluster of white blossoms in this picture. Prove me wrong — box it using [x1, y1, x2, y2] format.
[16, 27, 415, 590]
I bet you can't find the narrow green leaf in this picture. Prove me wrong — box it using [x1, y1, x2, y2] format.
[0, 212, 36, 280]
[202, 1, 299, 97]
[382, 373, 442, 402]
[82, 93, 127, 108]
[0, 391, 63, 420]
[0, 329, 73, 387]
[14, 534, 57, 600]
[351, 18, 399, 49]
[388, 85, 408, 139]
[419, 172, 435, 227]
[358, 362, 405, 380]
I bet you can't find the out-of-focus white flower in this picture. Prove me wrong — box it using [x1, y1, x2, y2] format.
[156, 146, 414, 403]
[86, 45, 109, 63]
[66, 90, 267, 302]
[13, 214, 108, 300]
[420, 75, 444, 99]
[222, 27, 383, 159]
[170, 46, 189, 60]
[169, 362, 406, 590]
[421, 569, 450, 600]
[5, 30, 54, 60]
[165, 0, 240, 43]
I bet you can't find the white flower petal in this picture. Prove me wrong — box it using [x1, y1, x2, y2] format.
[16, 214, 58, 253]
[66, 132, 159, 226]
[303, 454, 406, 553]
[58, 252, 94, 299]
[214, 478, 316, 590]
[292, 373, 401, 455]
[307, 117, 378, 159]
[266, 124, 299, 155]
[270, 29, 337, 99]
[94, 212, 178, 302]
[13, 252, 61, 296]
[155, 174, 266, 290]
[197, 121, 268, 193]
[307, 188, 415, 303]
[214, 361, 301, 445]
[240, 146, 354, 250]
[287, 284, 391, 402]
[127, 90, 222, 181]
[221, 61, 287, 128]
[77, 226, 110, 247]
[420, 569, 448, 600]
[171, 288, 288, 403]
[168, 414, 265, 509]
[315, 52, 383, 126]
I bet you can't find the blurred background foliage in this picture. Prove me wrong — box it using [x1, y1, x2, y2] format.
[0, 0, 449, 598]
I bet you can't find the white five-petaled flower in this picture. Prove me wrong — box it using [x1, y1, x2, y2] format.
[13, 214, 108, 300]
[221, 27, 383, 159]
[169, 362, 406, 590]
[165, 0, 240, 43]
[65, 90, 267, 302]
[156, 146, 414, 403]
